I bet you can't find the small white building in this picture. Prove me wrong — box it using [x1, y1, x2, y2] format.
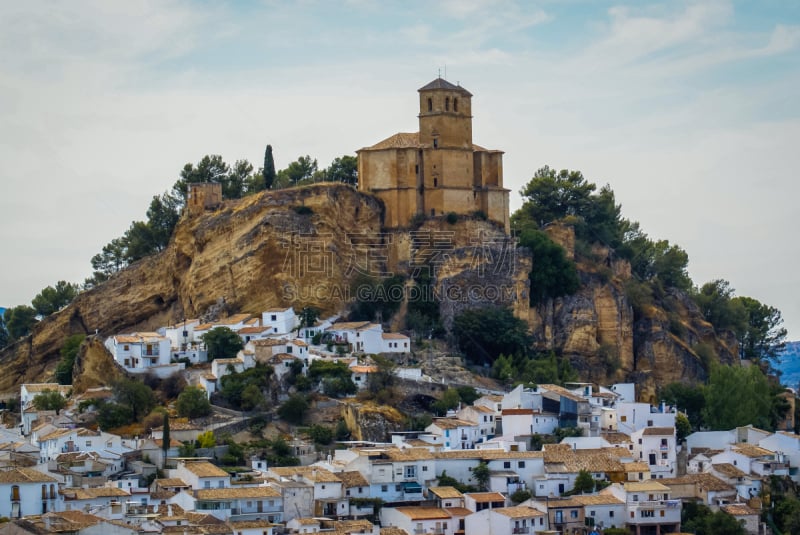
[381, 332, 411, 353]
[0, 468, 61, 518]
[262, 307, 299, 335]
[630, 426, 677, 479]
[170, 459, 230, 490]
[465, 505, 547, 535]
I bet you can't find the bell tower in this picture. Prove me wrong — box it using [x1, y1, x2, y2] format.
[418, 78, 473, 149]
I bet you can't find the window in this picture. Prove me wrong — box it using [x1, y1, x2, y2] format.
[570, 510, 578, 519]
[454, 98, 458, 112]
[422, 466, 428, 471]
[641, 510, 654, 518]
[609, 511, 614, 518]
[632, 495, 638, 502]
[433, 177, 438, 187]
[445, 97, 450, 111]
[427, 98, 432, 111]
[590, 510, 595, 517]
[381, 485, 388, 492]
[647, 420, 653, 426]
[620, 415, 627, 422]
[124, 345, 130, 350]
[504, 461, 511, 469]
[271, 315, 277, 321]
[218, 481, 224, 488]
[396, 484, 403, 491]
[518, 461, 526, 468]
[433, 138, 438, 148]
[204, 481, 211, 489]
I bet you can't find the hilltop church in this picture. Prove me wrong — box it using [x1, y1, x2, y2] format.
[357, 78, 510, 233]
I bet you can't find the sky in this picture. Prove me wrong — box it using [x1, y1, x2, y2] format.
[1, 0, 799, 339]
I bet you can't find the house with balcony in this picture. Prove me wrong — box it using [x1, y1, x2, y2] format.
[0, 467, 61, 518]
[530, 496, 585, 534]
[759, 430, 800, 482]
[61, 485, 131, 516]
[266, 466, 347, 518]
[631, 427, 677, 479]
[659, 473, 736, 507]
[573, 493, 626, 533]
[191, 486, 283, 522]
[425, 418, 480, 450]
[105, 332, 172, 373]
[428, 487, 465, 509]
[465, 505, 546, 535]
[616, 402, 676, 436]
[604, 481, 682, 535]
[324, 321, 384, 354]
[381, 506, 457, 535]
[338, 471, 373, 518]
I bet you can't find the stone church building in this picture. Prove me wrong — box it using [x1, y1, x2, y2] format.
[357, 78, 510, 233]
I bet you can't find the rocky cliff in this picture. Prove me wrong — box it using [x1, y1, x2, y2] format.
[0, 184, 734, 399]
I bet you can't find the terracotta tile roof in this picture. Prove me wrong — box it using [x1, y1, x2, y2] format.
[195, 486, 281, 500]
[543, 445, 625, 473]
[182, 461, 229, 478]
[732, 444, 774, 458]
[155, 477, 190, 488]
[382, 333, 409, 340]
[495, 505, 545, 519]
[351, 366, 378, 374]
[252, 338, 287, 346]
[215, 314, 252, 325]
[444, 507, 472, 517]
[623, 481, 670, 492]
[393, 507, 451, 520]
[264, 306, 292, 313]
[428, 486, 464, 499]
[382, 448, 436, 461]
[466, 405, 494, 413]
[642, 427, 675, 436]
[361, 132, 421, 151]
[237, 326, 270, 334]
[722, 503, 760, 515]
[0, 467, 58, 483]
[270, 466, 342, 483]
[623, 461, 650, 472]
[602, 432, 632, 444]
[327, 519, 375, 534]
[329, 321, 373, 330]
[430, 418, 477, 430]
[62, 486, 130, 499]
[229, 519, 279, 528]
[713, 463, 748, 478]
[544, 497, 585, 508]
[465, 492, 506, 503]
[380, 528, 408, 535]
[502, 409, 534, 416]
[572, 494, 624, 505]
[538, 384, 586, 402]
[337, 471, 369, 488]
[659, 473, 734, 492]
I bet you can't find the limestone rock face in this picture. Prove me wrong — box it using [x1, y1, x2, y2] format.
[0, 185, 737, 400]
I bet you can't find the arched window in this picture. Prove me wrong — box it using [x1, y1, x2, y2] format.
[454, 98, 458, 112]
[427, 98, 432, 112]
[42, 484, 47, 499]
[445, 97, 450, 111]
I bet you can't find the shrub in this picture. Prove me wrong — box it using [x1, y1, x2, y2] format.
[510, 489, 532, 504]
[308, 424, 333, 445]
[445, 212, 458, 224]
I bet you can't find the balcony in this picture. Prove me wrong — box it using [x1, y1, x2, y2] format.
[512, 528, 530, 534]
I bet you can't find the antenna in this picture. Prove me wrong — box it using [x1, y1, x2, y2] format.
[438, 67, 441, 78]
[444, 64, 447, 80]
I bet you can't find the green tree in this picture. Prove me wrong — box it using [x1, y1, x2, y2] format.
[675, 413, 691, 442]
[335, 419, 350, 441]
[113, 378, 156, 422]
[56, 334, 85, 385]
[452, 307, 531, 365]
[176, 386, 212, 418]
[510, 489, 532, 504]
[308, 424, 333, 445]
[32, 390, 67, 414]
[572, 469, 594, 494]
[197, 430, 216, 448]
[734, 296, 787, 367]
[145, 192, 181, 251]
[517, 229, 580, 306]
[276, 155, 318, 187]
[322, 377, 357, 398]
[472, 461, 490, 491]
[324, 155, 358, 185]
[660, 382, 706, 429]
[173, 154, 230, 200]
[263, 144, 276, 190]
[278, 394, 309, 424]
[0, 314, 8, 349]
[432, 388, 461, 416]
[97, 402, 134, 429]
[516, 166, 597, 228]
[693, 280, 748, 334]
[4, 305, 38, 339]
[703, 365, 773, 430]
[202, 327, 244, 360]
[31, 281, 79, 316]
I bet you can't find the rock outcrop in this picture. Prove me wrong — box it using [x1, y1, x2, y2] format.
[0, 185, 735, 400]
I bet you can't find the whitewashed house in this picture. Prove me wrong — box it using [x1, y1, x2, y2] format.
[465, 505, 547, 535]
[104, 333, 172, 373]
[170, 460, 230, 490]
[381, 332, 410, 353]
[630, 427, 677, 479]
[604, 481, 681, 534]
[0, 467, 61, 518]
[262, 307, 299, 335]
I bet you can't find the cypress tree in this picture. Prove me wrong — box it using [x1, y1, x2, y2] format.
[162, 413, 170, 469]
[263, 144, 276, 190]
